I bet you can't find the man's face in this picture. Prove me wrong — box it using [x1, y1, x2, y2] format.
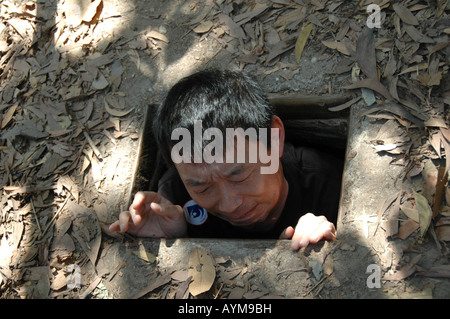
[175, 117, 287, 229]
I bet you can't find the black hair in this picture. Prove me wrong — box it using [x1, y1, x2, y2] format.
[153, 69, 275, 165]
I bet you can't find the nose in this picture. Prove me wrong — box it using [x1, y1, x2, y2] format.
[216, 184, 243, 215]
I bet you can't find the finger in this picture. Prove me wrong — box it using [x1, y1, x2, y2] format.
[109, 220, 120, 232]
[133, 191, 168, 208]
[309, 219, 336, 243]
[130, 192, 168, 224]
[129, 192, 157, 224]
[279, 226, 294, 239]
[119, 210, 132, 232]
[150, 202, 182, 219]
[290, 214, 315, 250]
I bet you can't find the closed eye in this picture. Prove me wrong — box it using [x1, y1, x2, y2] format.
[198, 187, 210, 194]
[232, 174, 250, 184]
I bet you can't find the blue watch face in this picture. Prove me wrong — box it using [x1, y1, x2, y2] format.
[183, 200, 208, 225]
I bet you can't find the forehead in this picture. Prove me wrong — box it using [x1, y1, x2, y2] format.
[175, 161, 254, 182]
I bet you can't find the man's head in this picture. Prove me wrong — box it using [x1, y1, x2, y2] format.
[154, 69, 275, 164]
[153, 69, 288, 229]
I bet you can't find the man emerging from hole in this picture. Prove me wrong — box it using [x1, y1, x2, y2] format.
[109, 69, 343, 250]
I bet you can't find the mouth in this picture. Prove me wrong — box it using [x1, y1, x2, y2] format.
[229, 204, 259, 225]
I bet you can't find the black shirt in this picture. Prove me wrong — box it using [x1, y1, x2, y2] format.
[157, 143, 343, 239]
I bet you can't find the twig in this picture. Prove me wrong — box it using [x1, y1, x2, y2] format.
[83, 130, 104, 161]
[38, 193, 72, 240]
[30, 198, 42, 236]
[303, 275, 327, 297]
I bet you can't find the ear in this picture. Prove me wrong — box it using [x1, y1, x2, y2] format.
[271, 115, 285, 158]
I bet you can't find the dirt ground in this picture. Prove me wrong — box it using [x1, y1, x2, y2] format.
[0, 0, 449, 299]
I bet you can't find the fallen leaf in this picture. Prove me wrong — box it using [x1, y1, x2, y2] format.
[132, 274, 171, 299]
[328, 96, 361, 112]
[413, 191, 433, 238]
[171, 269, 189, 282]
[193, 20, 214, 34]
[344, 78, 392, 100]
[1, 103, 18, 129]
[396, 219, 419, 240]
[228, 286, 246, 299]
[71, 206, 101, 266]
[404, 25, 434, 44]
[104, 97, 134, 117]
[64, 0, 102, 27]
[432, 167, 447, 218]
[417, 265, 450, 278]
[418, 72, 442, 87]
[392, 3, 419, 25]
[294, 23, 313, 63]
[147, 30, 169, 43]
[321, 40, 354, 56]
[218, 13, 245, 40]
[425, 117, 447, 128]
[91, 71, 109, 90]
[233, 4, 269, 25]
[421, 159, 438, 204]
[133, 244, 156, 263]
[356, 27, 377, 80]
[188, 247, 215, 296]
[439, 130, 450, 176]
[383, 254, 421, 281]
[175, 276, 192, 299]
[400, 205, 419, 223]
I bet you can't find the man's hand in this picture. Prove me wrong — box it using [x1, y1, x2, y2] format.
[280, 213, 336, 250]
[109, 191, 187, 238]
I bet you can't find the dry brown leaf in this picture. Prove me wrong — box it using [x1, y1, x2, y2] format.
[233, 3, 269, 26]
[396, 219, 419, 240]
[400, 204, 420, 223]
[188, 247, 215, 296]
[133, 244, 156, 263]
[294, 23, 313, 63]
[433, 166, 448, 218]
[175, 276, 192, 299]
[418, 72, 442, 87]
[1, 103, 18, 129]
[425, 118, 447, 128]
[272, 7, 304, 28]
[193, 20, 214, 34]
[356, 27, 377, 80]
[171, 270, 189, 282]
[392, 3, 419, 25]
[417, 265, 450, 278]
[65, 0, 102, 27]
[344, 78, 392, 100]
[147, 30, 169, 43]
[439, 130, 450, 176]
[71, 206, 101, 266]
[321, 40, 354, 56]
[413, 191, 433, 238]
[132, 274, 171, 299]
[218, 13, 245, 39]
[91, 71, 109, 90]
[383, 254, 421, 281]
[404, 25, 434, 44]
[104, 97, 134, 117]
[328, 96, 361, 112]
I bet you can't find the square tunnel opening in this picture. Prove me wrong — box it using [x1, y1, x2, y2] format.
[128, 94, 350, 236]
